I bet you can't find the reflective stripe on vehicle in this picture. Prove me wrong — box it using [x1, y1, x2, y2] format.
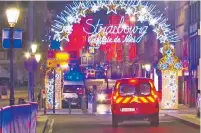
[122, 97, 131, 103]
[115, 96, 155, 104]
[147, 96, 155, 102]
[139, 97, 148, 103]
[116, 97, 123, 103]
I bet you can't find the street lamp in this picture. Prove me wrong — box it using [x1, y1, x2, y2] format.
[24, 44, 41, 102]
[31, 44, 37, 53]
[6, 8, 20, 105]
[143, 64, 151, 78]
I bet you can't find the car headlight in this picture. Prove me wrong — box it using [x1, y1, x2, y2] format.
[97, 93, 106, 101]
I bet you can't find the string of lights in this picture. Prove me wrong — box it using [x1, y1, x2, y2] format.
[51, 0, 180, 44]
[158, 41, 182, 109]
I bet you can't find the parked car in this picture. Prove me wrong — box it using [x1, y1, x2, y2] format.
[196, 90, 200, 117]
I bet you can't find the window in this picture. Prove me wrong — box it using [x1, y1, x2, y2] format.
[119, 84, 136, 96]
[118, 82, 151, 96]
[63, 85, 84, 93]
[88, 56, 93, 64]
[82, 56, 87, 64]
[139, 83, 151, 95]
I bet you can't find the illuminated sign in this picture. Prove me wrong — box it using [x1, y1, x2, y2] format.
[55, 52, 70, 60]
[83, 16, 148, 47]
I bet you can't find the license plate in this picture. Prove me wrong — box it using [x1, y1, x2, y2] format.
[71, 103, 77, 105]
[121, 108, 135, 112]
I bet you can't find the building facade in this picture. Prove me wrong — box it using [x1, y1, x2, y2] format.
[174, 1, 200, 107]
[0, 1, 48, 87]
[188, 1, 200, 107]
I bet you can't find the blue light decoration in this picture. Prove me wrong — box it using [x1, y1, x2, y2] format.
[51, 0, 180, 46]
[160, 63, 168, 70]
[64, 70, 84, 81]
[50, 40, 60, 50]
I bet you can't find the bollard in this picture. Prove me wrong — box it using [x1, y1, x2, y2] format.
[43, 98, 46, 115]
[92, 85, 97, 113]
[81, 96, 87, 113]
[68, 98, 71, 114]
[87, 95, 93, 114]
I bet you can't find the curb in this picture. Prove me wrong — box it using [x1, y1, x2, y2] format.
[166, 114, 200, 128]
[42, 118, 49, 133]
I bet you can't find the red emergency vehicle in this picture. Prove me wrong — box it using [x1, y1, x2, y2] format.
[111, 78, 159, 127]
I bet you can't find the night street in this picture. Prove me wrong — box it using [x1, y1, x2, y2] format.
[50, 114, 199, 133]
[0, 1, 200, 133]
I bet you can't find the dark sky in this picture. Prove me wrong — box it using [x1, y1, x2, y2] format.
[47, 1, 72, 12]
[47, 1, 167, 13]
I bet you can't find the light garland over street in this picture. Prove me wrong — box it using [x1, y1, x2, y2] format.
[51, 0, 180, 44]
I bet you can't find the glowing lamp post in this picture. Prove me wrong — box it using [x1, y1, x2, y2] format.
[24, 44, 41, 102]
[6, 8, 20, 105]
[142, 64, 151, 78]
[158, 41, 182, 110]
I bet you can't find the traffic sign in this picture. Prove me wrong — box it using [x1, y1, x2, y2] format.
[47, 59, 68, 68]
[2, 28, 22, 48]
[55, 52, 70, 60]
[47, 59, 58, 68]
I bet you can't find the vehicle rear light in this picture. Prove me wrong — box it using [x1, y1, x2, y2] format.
[113, 96, 117, 100]
[151, 90, 158, 99]
[112, 91, 119, 102]
[129, 79, 136, 83]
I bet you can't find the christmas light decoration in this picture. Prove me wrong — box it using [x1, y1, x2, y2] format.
[86, 16, 149, 46]
[45, 68, 62, 109]
[161, 70, 179, 109]
[158, 41, 182, 110]
[55, 69, 62, 109]
[105, 1, 119, 14]
[158, 42, 182, 71]
[51, 0, 180, 44]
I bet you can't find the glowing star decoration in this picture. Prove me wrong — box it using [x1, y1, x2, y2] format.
[138, 15, 145, 23]
[105, 1, 119, 14]
[63, 24, 73, 33]
[51, 0, 180, 44]
[59, 30, 70, 41]
[67, 15, 75, 24]
[74, 15, 82, 24]
[150, 18, 157, 26]
[158, 41, 182, 110]
[141, 7, 147, 14]
[125, 7, 133, 15]
[153, 27, 165, 39]
[76, 3, 87, 17]
[91, 4, 100, 13]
